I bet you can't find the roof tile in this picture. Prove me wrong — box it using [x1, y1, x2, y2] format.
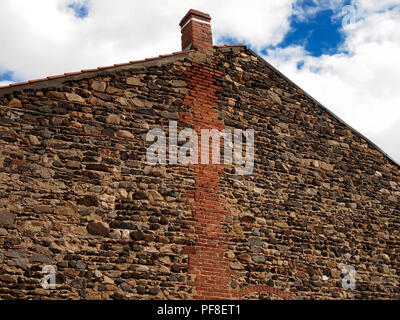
[29, 78, 48, 83]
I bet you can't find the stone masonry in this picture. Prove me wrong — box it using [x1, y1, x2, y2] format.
[0, 10, 399, 300]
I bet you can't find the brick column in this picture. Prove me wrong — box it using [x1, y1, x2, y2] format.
[180, 9, 213, 51]
[180, 62, 236, 299]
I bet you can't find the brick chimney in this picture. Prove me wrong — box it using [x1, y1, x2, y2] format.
[179, 9, 213, 51]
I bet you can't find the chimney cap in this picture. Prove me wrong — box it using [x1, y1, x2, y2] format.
[179, 9, 211, 27]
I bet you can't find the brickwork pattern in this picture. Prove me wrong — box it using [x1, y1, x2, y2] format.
[180, 62, 235, 299]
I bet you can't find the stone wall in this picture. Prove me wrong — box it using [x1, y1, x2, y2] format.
[0, 46, 399, 300]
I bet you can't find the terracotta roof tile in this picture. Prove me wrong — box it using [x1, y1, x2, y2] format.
[214, 44, 246, 48]
[28, 78, 48, 83]
[64, 72, 81, 76]
[47, 75, 65, 80]
[97, 65, 114, 70]
[144, 56, 160, 61]
[81, 68, 98, 72]
[113, 62, 131, 67]
[9, 81, 29, 86]
[173, 50, 191, 54]
[129, 59, 146, 64]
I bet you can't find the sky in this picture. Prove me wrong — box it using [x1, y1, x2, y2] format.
[1, 0, 400, 164]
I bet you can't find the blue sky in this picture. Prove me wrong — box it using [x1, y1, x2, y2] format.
[1, 0, 400, 163]
[277, 8, 345, 58]
[0, 70, 14, 82]
[220, 0, 354, 60]
[217, 2, 348, 59]
[67, 1, 89, 19]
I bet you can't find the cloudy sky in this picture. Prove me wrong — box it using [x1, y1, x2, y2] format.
[1, 0, 400, 164]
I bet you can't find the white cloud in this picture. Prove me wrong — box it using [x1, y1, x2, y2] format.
[356, 0, 400, 11]
[0, 0, 295, 81]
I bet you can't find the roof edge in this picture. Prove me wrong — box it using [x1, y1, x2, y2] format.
[0, 45, 247, 97]
[0, 50, 193, 96]
[245, 48, 400, 170]
[4, 44, 393, 170]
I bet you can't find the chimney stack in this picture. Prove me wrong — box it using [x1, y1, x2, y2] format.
[179, 9, 213, 51]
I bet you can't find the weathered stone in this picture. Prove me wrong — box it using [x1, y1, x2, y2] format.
[0, 211, 15, 227]
[230, 262, 244, 270]
[53, 160, 63, 168]
[268, 90, 281, 104]
[312, 160, 320, 168]
[94, 270, 103, 278]
[66, 161, 81, 169]
[230, 280, 238, 289]
[46, 91, 65, 99]
[159, 216, 169, 225]
[149, 287, 160, 295]
[110, 230, 121, 239]
[169, 80, 186, 88]
[5, 250, 26, 258]
[160, 111, 179, 120]
[91, 80, 107, 92]
[159, 265, 170, 273]
[40, 130, 52, 139]
[76, 261, 87, 269]
[232, 224, 244, 237]
[116, 130, 134, 139]
[136, 286, 146, 294]
[248, 237, 262, 246]
[137, 265, 149, 272]
[101, 276, 113, 285]
[87, 221, 110, 237]
[8, 98, 22, 108]
[78, 195, 99, 207]
[106, 114, 121, 125]
[321, 162, 334, 171]
[28, 135, 40, 146]
[148, 190, 164, 201]
[121, 283, 133, 293]
[132, 190, 148, 200]
[54, 206, 76, 216]
[108, 212, 117, 219]
[0, 275, 17, 283]
[126, 77, 144, 86]
[130, 98, 144, 107]
[30, 253, 53, 264]
[83, 125, 100, 135]
[65, 92, 85, 103]
[85, 163, 110, 172]
[131, 230, 144, 241]
[251, 256, 265, 264]
[171, 264, 180, 273]
[32, 205, 51, 214]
